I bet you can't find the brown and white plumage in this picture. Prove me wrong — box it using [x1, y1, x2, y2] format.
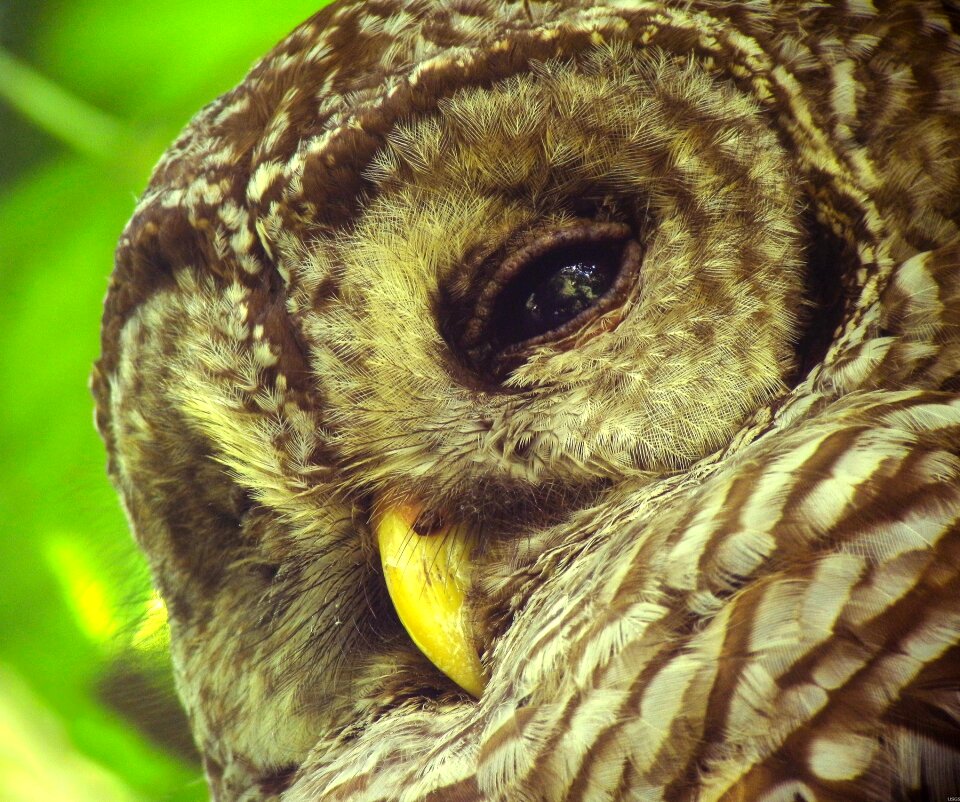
[93, 1, 960, 800]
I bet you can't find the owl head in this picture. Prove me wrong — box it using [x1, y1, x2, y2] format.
[93, 1, 960, 799]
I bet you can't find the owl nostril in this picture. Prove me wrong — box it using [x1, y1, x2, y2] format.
[413, 508, 446, 535]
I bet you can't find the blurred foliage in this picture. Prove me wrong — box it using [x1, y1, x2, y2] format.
[0, 3, 327, 799]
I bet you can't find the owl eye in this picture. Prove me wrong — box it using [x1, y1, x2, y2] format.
[497, 242, 624, 343]
[461, 222, 642, 373]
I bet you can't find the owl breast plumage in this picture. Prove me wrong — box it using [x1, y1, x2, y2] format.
[93, 1, 960, 800]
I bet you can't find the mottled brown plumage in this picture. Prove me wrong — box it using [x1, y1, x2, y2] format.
[93, 1, 960, 800]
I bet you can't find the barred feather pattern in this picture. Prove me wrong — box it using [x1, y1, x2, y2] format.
[92, 1, 960, 801]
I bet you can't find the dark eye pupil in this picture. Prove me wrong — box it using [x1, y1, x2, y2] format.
[521, 261, 612, 339]
[467, 232, 635, 368]
[498, 242, 619, 343]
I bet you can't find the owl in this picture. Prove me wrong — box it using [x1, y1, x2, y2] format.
[93, 1, 960, 800]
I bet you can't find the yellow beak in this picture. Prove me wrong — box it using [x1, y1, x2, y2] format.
[374, 503, 487, 697]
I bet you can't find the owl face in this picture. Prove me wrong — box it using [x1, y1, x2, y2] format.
[94, 1, 960, 799]
[100, 49, 800, 788]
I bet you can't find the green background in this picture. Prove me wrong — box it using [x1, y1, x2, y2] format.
[0, 3, 327, 799]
